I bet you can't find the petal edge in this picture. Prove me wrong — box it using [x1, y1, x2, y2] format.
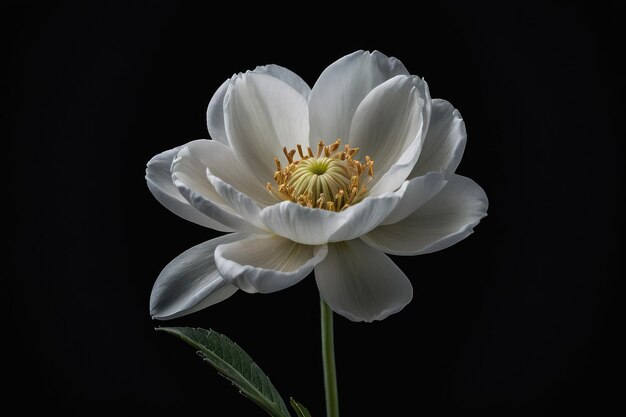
[315, 239, 413, 322]
[150, 233, 247, 320]
[215, 235, 328, 293]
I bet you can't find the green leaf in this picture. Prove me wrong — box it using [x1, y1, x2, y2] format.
[158, 327, 291, 417]
[290, 397, 313, 417]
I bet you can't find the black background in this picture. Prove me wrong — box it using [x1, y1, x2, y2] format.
[6, 2, 624, 416]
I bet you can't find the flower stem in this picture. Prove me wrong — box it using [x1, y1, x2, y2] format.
[321, 298, 340, 417]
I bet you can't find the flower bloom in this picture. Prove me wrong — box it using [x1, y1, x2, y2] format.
[147, 51, 488, 322]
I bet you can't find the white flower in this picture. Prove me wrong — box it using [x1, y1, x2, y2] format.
[147, 51, 488, 322]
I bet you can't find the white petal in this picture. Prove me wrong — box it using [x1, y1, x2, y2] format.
[195, 139, 276, 206]
[361, 175, 488, 255]
[259, 191, 401, 245]
[253, 64, 311, 100]
[348, 75, 431, 195]
[207, 66, 310, 146]
[315, 239, 413, 322]
[411, 99, 466, 178]
[172, 142, 266, 233]
[206, 79, 230, 145]
[207, 174, 268, 231]
[370, 85, 432, 195]
[381, 172, 448, 225]
[224, 72, 309, 180]
[146, 146, 232, 232]
[215, 235, 327, 293]
[150, 233, 247, 320]
[309, 50, 409, 145]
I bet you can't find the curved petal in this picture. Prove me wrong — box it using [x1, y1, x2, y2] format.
[194, 139, 276, 206]
[207, 66, 310, 147]
[146, 146, 232, 232]
[348, 75, 431, 195]
[215, 235, 327, 293]
[259, 190, 401, 245]
[315, 239, 413, 322]
[224, 72, 309, 181]
[308, 50, 409, 146]
[411, 99, 466, 178]
[381, 172, 447, 225]
[253, 64, 311, 100]
[206, 79, 230, 145]
[370, 85, 432, 195]
[150, 233, 247, 320]
[172, 142, 266, 233]
[361, 175, 488, 255]
[207, 174, 268, 231]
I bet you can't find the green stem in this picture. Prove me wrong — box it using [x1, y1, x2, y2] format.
[321, 298, 340, 417]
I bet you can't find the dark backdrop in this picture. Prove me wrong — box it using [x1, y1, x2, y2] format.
[6, 2, 623, 416]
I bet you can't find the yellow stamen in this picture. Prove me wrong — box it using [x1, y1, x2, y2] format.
[267, 139, 375, 212]
[317, 193, 326, 209]
[335, 189, 344, 209]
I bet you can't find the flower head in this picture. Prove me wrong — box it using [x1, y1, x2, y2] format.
[146, 51, 488, 322]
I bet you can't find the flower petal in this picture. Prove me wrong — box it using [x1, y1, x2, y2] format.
[348, 75, 431, 195]
[172, 142, 265, 233]
[208, 66, 311, 147]
[207, 174, 268, 231]
[308, 50, 409, 146]
[253, 64, 311, 100]
[411, 99, 466, 178]
[193, 139, 276, 206]
[215, 235, 328, 293]
[146, 146, 232, 232]
[224, 72, 309, 180]
[381, 172, 448, 225]
[150, 233, 247, 320]
[259, 191, 401, 245]
[315, 239, 413, 322]
[206, 79, 230, 145]
[361, 175, 488, 255]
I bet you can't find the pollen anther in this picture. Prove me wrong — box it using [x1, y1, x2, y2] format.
[267, 139, 374, 212]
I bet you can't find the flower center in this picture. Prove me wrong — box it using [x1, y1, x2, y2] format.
[266, 139, 374, 211]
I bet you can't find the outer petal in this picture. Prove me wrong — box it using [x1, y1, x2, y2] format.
[224, 72, 309, 180]
[361, 175, 488, 255]
[411, 99, 466, 178]
[206, 79, 230, 145]
[381, 172, 447, 225]
[258, 191, 401, 245]
[315, 239, 413, 322]
[348, 75, 431, 195]
[146, 146, 232, 232]
[309, 50, 409, 145]
[150, 233, 247, 320]
[172, 142, 266, 233]
[253, 64, 311, 100]
[215, 235, 328, 293]
[208, 66, 311, 146]
[197, 139, 276, 206]
[370, 83, 432, 195]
